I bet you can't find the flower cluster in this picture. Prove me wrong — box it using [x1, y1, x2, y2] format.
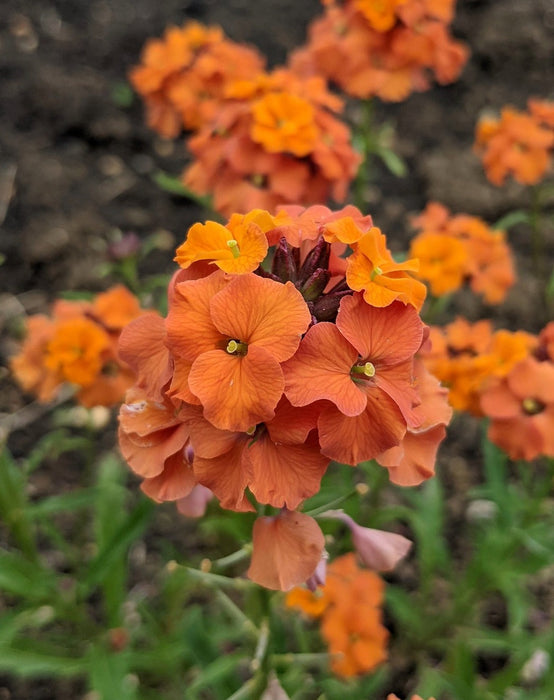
[480, 322, 554, 461]
[422, 317, 536, 416]
[409, 202, 516, 303]
[183, 68, 361, 216]
[290, 0, 469, 102]
[474, 98, 554, 186]
[11, 286, 145, 408]
[286, 553, 388, 677]
[117, 205, 451, 590]
[129, 22, 265, 138]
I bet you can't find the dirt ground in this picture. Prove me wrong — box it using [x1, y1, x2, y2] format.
[0, 0, 553, 698]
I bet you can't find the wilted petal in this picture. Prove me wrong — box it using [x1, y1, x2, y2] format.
[247, 511, 325, 591]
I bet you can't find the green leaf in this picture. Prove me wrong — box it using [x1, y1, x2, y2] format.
[492, 210, 530, 230]
[0, 645, 85, 677]
[27, 488, 97, 517]
[376, 147, 408, 178]
[0, 448, 37, 560]
[152, 171, 214, 210]
[84, 497, 155, 590]
[0, 549, 57, 601]
[187, 652, 243, 695]
[87, 644, 137, 700]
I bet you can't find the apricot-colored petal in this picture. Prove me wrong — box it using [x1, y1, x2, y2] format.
[375, 361, 421, 428]
[118, 313, 172, 402]
[119, 390, 181, 437]
[118, 423, 189, 478]
[92, 285, 143, 330]
[337, 295, 423, 365]
[282, 323, 367, 416]
[507, 357, 554, 403]
[166, 356, 201, 405]
[193, 439, 254, 512]
[379, 425, 446, 486]
[140, 449, 197, 502]
[248, 433, 329, 509]
[480, 381, 521, 419]
[187, 415, 239, 459]
[165, 272, 228, 361]
[318, 391, 406, 465]
[266, 397, 322, 445]
[188, 346, 284, 432]
[209, 275, 311, 363]
[247, 511, 325, 591]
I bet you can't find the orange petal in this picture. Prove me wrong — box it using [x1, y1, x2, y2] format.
[337, 295, 423, 365]
[318, 392, 406, 465]
[247, 432, 329, 509]
[188, 346, 284, 432]
[118, 423, 189, 478]
[118, 312, 172, 402]
[379, 425, 446, 486]
[247, 511, 325, 591]
[282, 322, 367, 416]
[266, 396, 322, 445]
[209, 275, 310, 363]
[193, 439, 254, 512]
[166, 272, 228, 361]
[141, 448, 197, 501]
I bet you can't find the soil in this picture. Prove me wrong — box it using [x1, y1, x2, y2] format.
[0, 0, 554, 698]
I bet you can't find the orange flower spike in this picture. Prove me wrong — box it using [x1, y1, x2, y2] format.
[44, 317, 110, 387]
[175, 218, 269, 274]
[410, 231, 468, 296]
[347, 227, 427, 309]
[247, 510, 325, 591]
[250, 92, 320, 157]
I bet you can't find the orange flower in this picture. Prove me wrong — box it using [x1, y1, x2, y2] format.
[44, 317, 110, 387]
[189, 397, 328, 512]
[346, 227, 427, 309]
[410, 232, 468, 296]
[480, 357, 554, 461]
[130, 22, 264, 137]
[174, 211, 272, 273]
[165, 271, 311, 432]
[91, 284, 145, 331]
[10, 315, 60, 402]
[251, 92, 319, 156]
[290, 0, 468, 103]
[410, 203, 516, 304]
[182, 67, 360, 216]
[286, 553, 389, 677]
[474, 105, 554, 186]
[283, 295, 424, 464]
[247, 510, 325, 591]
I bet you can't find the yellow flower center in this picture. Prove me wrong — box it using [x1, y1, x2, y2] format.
[522, 397, 544, 415]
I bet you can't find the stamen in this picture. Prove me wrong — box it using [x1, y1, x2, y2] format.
[226, 339, 248, 356]
[522, 397, 543, 415]
[370, 266, 383, 281]
[226, 239, 241, 258]
[351, 361, 376, 378]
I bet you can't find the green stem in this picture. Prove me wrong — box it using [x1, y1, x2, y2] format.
[305, 487, 359, 517]
[530, 184, 544, 280]
[212, 545, 252, 571]
[272, 652, 332, 667]
[215, 588, 259, 639]
[353, 98, 375, 211]
[183, 566, 254, 591]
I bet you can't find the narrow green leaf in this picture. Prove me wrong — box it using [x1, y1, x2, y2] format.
[376, 147, 408, 177]
[0, 549, 56, 601]
[0, 645, 85, 677]
[0, 447, 37, 559]
[85, 497, 155, 589]
[492, 210, 530, 230]
[27, 488, 97, 517]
